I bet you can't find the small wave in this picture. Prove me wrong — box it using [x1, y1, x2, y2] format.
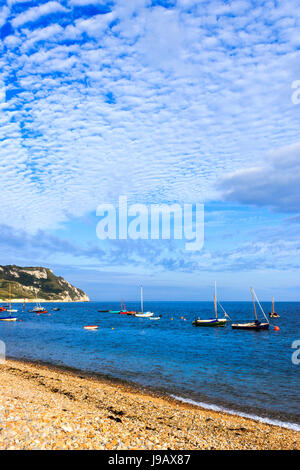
[170, 395, 300, 432]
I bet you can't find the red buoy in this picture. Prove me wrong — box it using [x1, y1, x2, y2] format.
[274, 326, 280, 331]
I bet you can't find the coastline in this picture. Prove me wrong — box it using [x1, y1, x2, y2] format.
[0, 299, 89, 303]
[0, 358, 299, 450]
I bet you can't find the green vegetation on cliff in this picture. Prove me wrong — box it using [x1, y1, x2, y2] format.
[0, 265, 89, 301]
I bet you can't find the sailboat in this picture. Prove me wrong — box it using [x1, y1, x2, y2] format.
[269, 297, 280, 318]
[0, 285, 17, 321]
[192, 282, 228, 327]
[119, 301, 136, 315]
[232, 288, 270, 330]
[108, 301, 136, 315]
[29, 294, 47, 314]
[135, 286, 154, 318]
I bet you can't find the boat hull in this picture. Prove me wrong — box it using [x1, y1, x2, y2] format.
[231, 322, 269, 330]
[135, 312, 154, 318]
[192, 318, 226, 327]
[0, 316, 17, 321]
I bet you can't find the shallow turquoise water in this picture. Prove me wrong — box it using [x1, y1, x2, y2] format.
[1, 301, 299, 427]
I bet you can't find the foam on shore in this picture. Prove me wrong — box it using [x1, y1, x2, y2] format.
[170, 395, 300, 432]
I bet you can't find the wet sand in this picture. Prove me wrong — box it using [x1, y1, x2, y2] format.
[0, 358, 299, 450]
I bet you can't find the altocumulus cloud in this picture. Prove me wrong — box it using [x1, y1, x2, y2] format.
[0, 0, 300, 236]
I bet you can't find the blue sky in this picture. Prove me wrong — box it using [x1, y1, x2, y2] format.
[0, 0, 300, 301]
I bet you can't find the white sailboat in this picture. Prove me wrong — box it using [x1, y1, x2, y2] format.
[29, 293, 47, 314]
[0, 285, 17, 322]
[135, 286, 154, 318]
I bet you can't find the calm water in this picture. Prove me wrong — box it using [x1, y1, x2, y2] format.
[1, 301, 299, 428]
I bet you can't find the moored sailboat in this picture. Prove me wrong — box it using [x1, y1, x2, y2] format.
[119, 301, 136, 315]
[134, 286, 154, 318]
[269, 297, 280, 318]
[232, 288, 270, 330]
[29, 295, 47, 314]
[192, 282, 229, 327]
[108, 301, 136, 315]
[0, 285, 17, 322]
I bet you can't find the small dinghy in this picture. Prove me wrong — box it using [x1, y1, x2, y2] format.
[98, 309, 109, 313]
[149, 315, 162, 320]
[84, 325, 98, 330]
[51, 307, 60, 311]
[232, 288, 270, 331]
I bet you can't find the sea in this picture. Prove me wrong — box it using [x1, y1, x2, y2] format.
[1, 301, 299, 430]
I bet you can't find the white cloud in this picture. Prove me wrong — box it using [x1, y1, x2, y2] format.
[68, 0, 107, 5]
[11, 1, 68, 28]
[1, 0, 300, 233]
[74, 12, 115, 38]
[0, 5, 9, 27]
[220, 142, 300, 213]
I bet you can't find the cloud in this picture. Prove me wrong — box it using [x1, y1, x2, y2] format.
[0, 5, 9, 27]
[220, 142, 300, 213]
[11, 2, 69, 28]
[73, 12, 115, 38]
[68, 0, 107, 5]
[1, 0, 300, 236]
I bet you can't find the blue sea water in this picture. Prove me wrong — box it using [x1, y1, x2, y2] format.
[1, 301, 299, 429]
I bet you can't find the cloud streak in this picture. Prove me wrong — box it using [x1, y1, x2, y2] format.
[220, 142, 300, 213]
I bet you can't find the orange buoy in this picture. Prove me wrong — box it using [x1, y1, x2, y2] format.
[274, 326, 280, 331]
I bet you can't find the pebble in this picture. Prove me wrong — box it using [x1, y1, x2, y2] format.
[0, 359, 299, 450]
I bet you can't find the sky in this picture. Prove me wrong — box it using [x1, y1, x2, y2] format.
[0, 0, 300, 301]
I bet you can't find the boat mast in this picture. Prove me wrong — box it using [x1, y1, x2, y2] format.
[251, 287, 258, 321]
[272, 296, 275, 314]
[214, 281, 218, 319]
[9, 284, 12, 317]
[140, 286, 143, 314]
